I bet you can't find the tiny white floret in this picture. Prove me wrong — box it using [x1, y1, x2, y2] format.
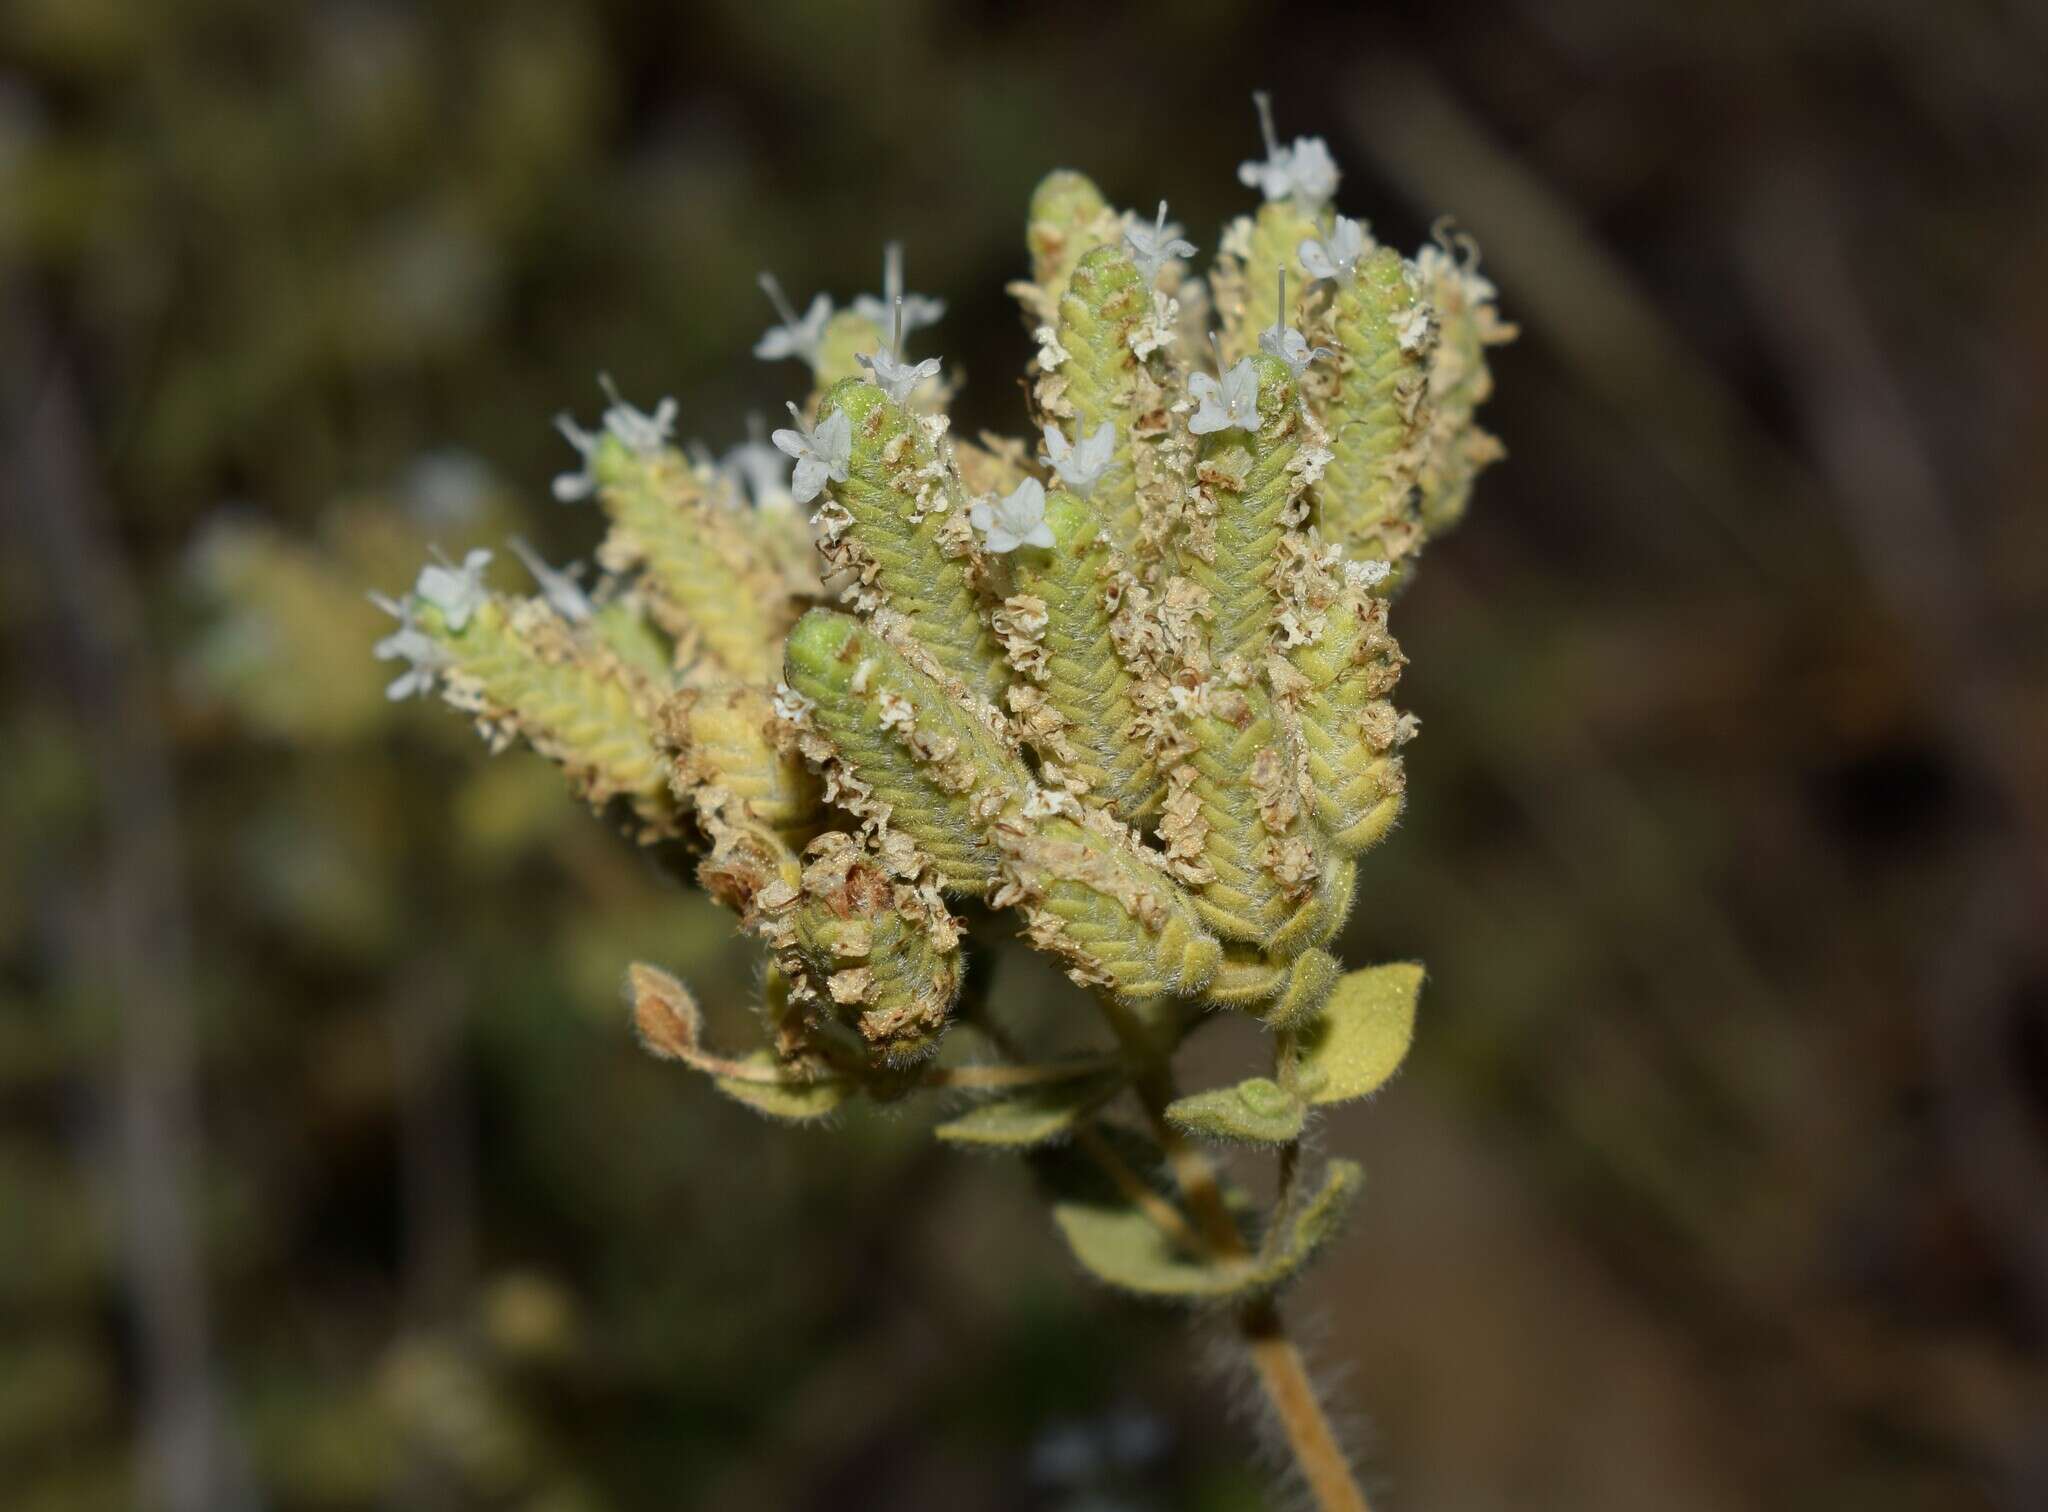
[1124, 201, 1197, 285]
[851, 242, 944, 337]
[1238, 92, 1340, 210]
[598, 375, 676, 454]
[753, 272, 834, 366]
[508, 537, 593, 623]
[771, 403, 853, 504]
[551, 415, 600, 503]
[1299, 215, 1369, 284]
[413, 547, 492, 632]
[1260, 323, 1331, 380]
[370, 591, 449, 701]
[856, 347, 943, 405]
[1187, 358, 1261, 435]
[1041, 421, 1116, 497]
[720, 419, 796, 511]
[969, 476, 1055, 554]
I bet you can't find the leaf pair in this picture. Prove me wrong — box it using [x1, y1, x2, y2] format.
[1167, 963, 1420, 1144]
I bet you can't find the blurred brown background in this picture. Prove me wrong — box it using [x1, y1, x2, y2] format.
[3, 1, 2045, 1508]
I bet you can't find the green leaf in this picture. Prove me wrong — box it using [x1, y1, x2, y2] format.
[1165, 1077, 1305, 1144]
[1298, 962, 1421, 1106]
[1266, 1158, 1364, 1273]
[1035, 1130, 1359, 1303]
[933, 1072, 1122, 1149]
[713, 1053, 851, 1122]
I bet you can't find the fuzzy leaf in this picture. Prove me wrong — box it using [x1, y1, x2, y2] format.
[1264, 1157, 1364, 1271]
[1037, 1130, 1353, 1302]
[1165, 1077, 1305, 1144]
[933, 1071, 1122, 1149]
[1298, 962, 1421, 1105]
[713, 1053, 851, 1122]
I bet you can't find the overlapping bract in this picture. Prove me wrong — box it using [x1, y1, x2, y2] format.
[377, 145, 1508, 1117]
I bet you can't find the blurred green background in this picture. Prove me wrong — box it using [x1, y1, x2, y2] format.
[3, 1, 2045, 1508]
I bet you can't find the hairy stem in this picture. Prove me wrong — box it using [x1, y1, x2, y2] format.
[1240, 1297, 1370, 1512]
[1091, 996, 1371, 1512]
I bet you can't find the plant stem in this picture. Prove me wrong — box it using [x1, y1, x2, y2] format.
[1089, 994, 1372, 1512]
[1240, 1296, 1371, 1512]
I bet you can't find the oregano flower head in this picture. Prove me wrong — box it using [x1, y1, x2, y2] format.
[373, 102, 1515, 1502]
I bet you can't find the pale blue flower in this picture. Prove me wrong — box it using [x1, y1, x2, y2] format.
[771, 403, 853, 504]
[1259, 322, 1330, 380]
[1041, 421, 1116, 497]
[970, 476, 1055, 553]
[754, 272, 833, 365]
[598, 374, 676, 453]
[851, 242, 944, 337]
[857, 346, 942, 405]
[720, 415, 795, 511]
[1124, 201, 1196, 285]
[552, 414, 601, 503]
[414, 547, 492, 631]
[1188, 358, 1261, 435]
[1299, 215, 1369, 283]
[508, 537, 593, 623]
[369, 591, 449, 700]
[1237, 93, 1340, 210]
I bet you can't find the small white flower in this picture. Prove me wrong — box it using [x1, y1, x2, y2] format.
[552, 414, 600, 502]
[413, 547, 492, 631]
[771, 402, 852, 504]
[1259, 322, 1331, 380]
[753, 272, 834, 366]
[1299, 215, 1369, 283]
[369, 592, 450, 701]
[1124, 200, 1196, 285]
[508, 536, 593, 623]
[856, 347, 942, 404]
[598, 374, 676, 453]
[720, 417, 795, 511]
[1187, 358, 1261, 435]
[1041, 421, 1116, 497]
[969, 476, 1055, 554]
[850, 242, 944, 337]
[1237, 92, 1340, 210]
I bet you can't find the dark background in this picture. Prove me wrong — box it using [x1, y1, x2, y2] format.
[4, 2, 2045, 1508]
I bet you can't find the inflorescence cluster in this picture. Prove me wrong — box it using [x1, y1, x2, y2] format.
[374, 98, 1510, 1309]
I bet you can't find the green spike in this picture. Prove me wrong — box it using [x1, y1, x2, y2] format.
[421, 596, 681, 838]
[1214, 201, 1324, 364]
[589, 443, 793, 685]
[1312, 246, 1435, 571]
[1289, 580, 1412, 855]
[814, 378, 1009, 706]
[1001, 490, 1154, 816]
[1038, 245, 1151, 551]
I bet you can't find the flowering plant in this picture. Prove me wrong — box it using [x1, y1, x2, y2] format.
[375, 97, 1511, 1508]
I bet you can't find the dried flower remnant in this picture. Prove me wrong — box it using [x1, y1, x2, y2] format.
[377, 103, 1511, 1512]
